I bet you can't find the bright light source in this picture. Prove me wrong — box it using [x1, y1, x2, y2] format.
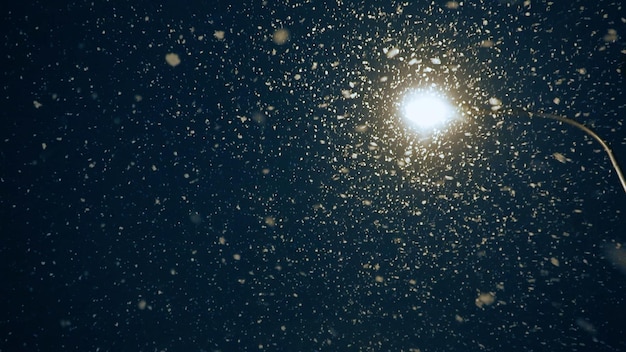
[401, 90, 455, 132]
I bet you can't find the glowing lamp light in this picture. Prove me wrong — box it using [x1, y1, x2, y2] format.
[401, 91, 455, 132]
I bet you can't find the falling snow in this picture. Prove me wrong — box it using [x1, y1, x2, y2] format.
[2, 1, 625, 351]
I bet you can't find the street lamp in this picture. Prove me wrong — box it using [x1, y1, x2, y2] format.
[399, 91, 626, 193]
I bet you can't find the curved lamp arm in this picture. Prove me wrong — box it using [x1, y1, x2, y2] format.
[509, 108, 626, 194]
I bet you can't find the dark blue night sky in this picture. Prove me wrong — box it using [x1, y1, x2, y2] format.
[2, 1, 626, 351]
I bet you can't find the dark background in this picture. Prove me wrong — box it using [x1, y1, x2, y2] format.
[2, 1, 625, 351]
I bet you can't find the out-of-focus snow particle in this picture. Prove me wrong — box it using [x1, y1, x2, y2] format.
[488, 97, 502, 110]
[355, 124, 368, 133]
[189, 213, 202, 224]
[214, 30, 225, 40]
[603, 29, 618, 43]
[552, 152, 569, 163]
[553, 97, 560, 105]
[386, 47, 400, 59]
[575, 318, 597, 335]
[252, 112, 266, 124]
[550, 257, 560, 267]
[604, 243, 626, 276]
[488, 97, 502, 106]
[430, 57, 441, 65]
[138, 299, 147, 310]
[165, 53, 181, 67]
[446, 1, 460, 10]
[272, 28, 290, 45]
[33, 100, 42, 108]
[264, 216, 276, 227]
[480, 39, 494, 48]
[475, 292, 495, 308]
